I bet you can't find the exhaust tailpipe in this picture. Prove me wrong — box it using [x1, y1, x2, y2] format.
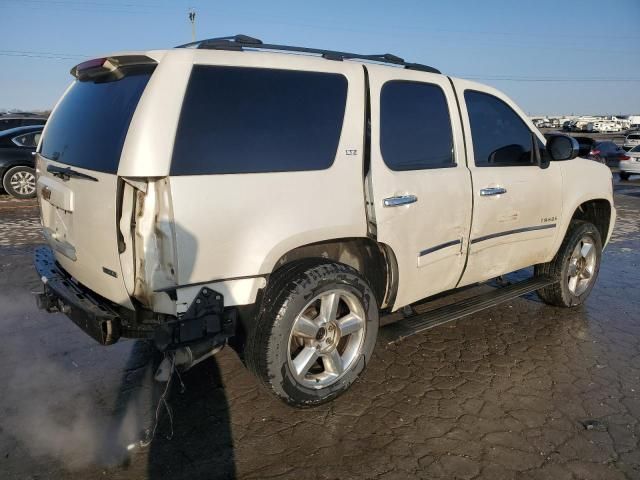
[154, 337, 223, 382]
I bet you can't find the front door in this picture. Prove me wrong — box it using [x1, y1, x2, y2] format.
[452, 79, 563, 287]
[367, 66, 472, 309]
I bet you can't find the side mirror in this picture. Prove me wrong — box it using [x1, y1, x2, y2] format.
[546, 134, 579, 161]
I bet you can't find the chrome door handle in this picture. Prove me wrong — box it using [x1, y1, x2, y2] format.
[480, 187, 507, 196]
[383, 194, 418, 207]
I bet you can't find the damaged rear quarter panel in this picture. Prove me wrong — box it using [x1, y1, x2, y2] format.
[119, 177, 178, 315]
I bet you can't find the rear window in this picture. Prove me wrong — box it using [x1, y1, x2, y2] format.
[596, 142, 616, 152]
[171, 66, 348, 175]
[628, 134, 640, 140]
[40, 70, 152, 173]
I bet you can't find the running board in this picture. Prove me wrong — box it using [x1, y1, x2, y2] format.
[381, 276, 556, 344]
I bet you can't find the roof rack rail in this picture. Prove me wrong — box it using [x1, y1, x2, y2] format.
[175, 34, 441, 74]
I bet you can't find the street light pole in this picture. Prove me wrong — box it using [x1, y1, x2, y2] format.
[188, 8, 196, 42]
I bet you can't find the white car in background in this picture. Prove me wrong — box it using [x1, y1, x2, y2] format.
[623, 132, 640, 151]
[619, 145, 640, 180]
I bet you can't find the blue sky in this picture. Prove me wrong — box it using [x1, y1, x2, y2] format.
[1, 0, 639, 115]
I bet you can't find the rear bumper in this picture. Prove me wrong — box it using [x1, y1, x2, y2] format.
[34, 246, 237, 349]
[34, 246, 122, 345]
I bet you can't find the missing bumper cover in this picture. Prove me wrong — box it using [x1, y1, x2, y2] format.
[153, 287, 237, 350]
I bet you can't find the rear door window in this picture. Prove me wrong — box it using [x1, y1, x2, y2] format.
[380, 80, 454, 170]
[171, 66, 348, 175]
[465, 90, 535, 167]
[39, 69, 153, 173]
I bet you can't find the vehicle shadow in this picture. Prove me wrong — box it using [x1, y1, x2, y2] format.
[113, 340, 236, 480]
[147, 356, 236, 480]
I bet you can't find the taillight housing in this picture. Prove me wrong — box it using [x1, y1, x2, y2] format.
[620, 154, 630, 160]
[590, 149, 600, 156]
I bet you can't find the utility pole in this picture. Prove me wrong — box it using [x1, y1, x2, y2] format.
[188, 8, 196, 42]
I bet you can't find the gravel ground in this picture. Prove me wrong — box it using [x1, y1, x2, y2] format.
[0, 179, 639, 480]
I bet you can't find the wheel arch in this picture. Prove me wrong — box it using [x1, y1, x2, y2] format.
[569, 198, 613, 246]
[271, 237, 399, 310]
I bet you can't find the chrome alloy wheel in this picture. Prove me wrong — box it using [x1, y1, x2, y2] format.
[287, 289, 366, 389]
[567, 234, 597, 296]
[9, 170, 36, 196]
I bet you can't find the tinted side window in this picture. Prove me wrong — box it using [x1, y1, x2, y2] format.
[380, 81, 454, 170]
[171, 66, 348, 175]
[465, 91, 534, 167]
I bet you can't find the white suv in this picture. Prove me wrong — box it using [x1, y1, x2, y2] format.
[34, 35, 615, 406]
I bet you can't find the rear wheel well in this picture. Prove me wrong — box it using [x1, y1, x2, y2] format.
[272, 237, 397, 310]
[570, 199, 611, 243]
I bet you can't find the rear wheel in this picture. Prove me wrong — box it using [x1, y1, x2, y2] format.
[619, 171, 631, 181]
[3, 166, 36, 199]
[245, 260, 379, 407]
[535, 220, 602, 307]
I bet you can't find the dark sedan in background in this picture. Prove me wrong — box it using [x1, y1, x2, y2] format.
[571, 136, 630, 167]
[0, 125, 43, 199]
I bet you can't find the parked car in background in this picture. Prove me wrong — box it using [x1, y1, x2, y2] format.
[562, 137, 629, 167]
[0, 115, 47, 132]
[0, 125, 43, 198]
[619, 144, 640, 180]
[623, 132, 640, 151]
[589, 141, 630, 168]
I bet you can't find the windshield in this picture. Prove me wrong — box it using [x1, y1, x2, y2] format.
[39, 69, 153, 173]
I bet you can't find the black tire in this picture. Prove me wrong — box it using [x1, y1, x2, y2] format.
[534, 220, 602, 307]
[245, 259, 379, 407]
[2, 166, 37, 199]
[619, 171, 631, 181]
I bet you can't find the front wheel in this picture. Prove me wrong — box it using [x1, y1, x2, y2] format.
[245, 260, 379, 407]
[3, 166, 37, 199]
[535, 220, 602, 307]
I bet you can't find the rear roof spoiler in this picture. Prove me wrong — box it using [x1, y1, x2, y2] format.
[71, 55, 156, 81]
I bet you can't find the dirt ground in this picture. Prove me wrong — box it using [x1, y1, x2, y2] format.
[1, 178, 639, 480]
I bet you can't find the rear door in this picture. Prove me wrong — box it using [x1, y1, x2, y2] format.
[36, 63, 153, 306]
[366, 66, 472, 309]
